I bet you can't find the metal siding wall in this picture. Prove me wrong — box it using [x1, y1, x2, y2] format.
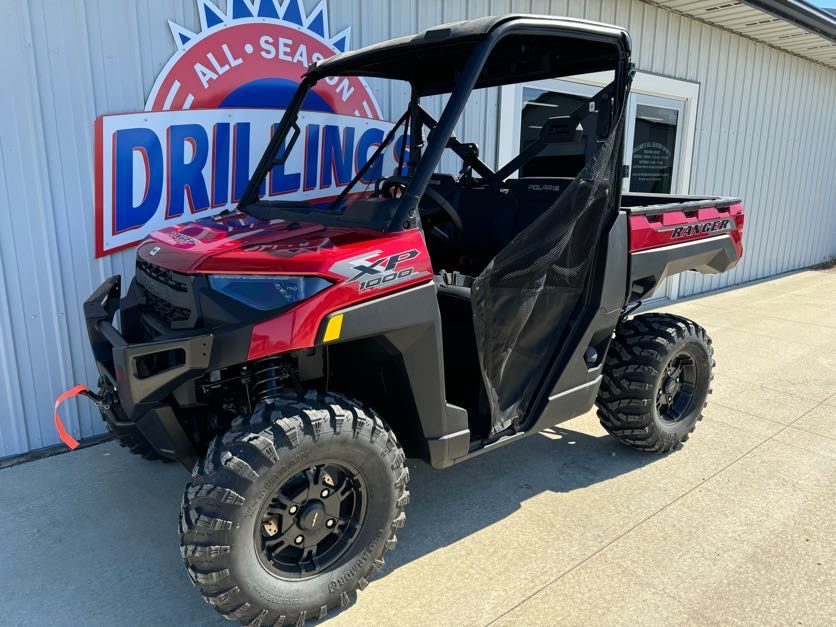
[345, 0, 836, 296]
[0, 0, 833, 456]
[0, 0, 204, 457]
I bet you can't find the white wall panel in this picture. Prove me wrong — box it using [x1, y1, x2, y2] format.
[0, 0, 833, 456]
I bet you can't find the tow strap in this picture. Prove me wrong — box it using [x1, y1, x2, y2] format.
[53, 384, 109, 450]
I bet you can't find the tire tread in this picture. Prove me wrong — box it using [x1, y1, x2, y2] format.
[179, 391, 408, 625]
[596, 313, 714, 452]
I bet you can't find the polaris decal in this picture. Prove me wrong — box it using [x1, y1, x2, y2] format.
[330, 250, 429, 291]
[662, 218, 733, 240]
[527, 183, 565, 192]
[93, 0, 403, 257]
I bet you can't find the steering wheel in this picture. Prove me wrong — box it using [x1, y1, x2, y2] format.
[378, 176, 463, 244]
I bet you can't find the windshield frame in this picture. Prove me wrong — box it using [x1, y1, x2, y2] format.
[235, 76, 314, 212]
[236, 19, 632, 232]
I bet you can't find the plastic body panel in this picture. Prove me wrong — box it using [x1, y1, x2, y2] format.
[133, 213, 433, 360]
[316, 283, 470, 469]
[626, 201, 744, 302]
[627, 201, 744, 255]
[526, 213, 628, 433]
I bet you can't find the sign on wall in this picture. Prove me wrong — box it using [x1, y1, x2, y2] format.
[94, 0, 393, 257]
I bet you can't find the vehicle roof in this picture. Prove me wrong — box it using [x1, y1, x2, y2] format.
[306, 14, 631, 96]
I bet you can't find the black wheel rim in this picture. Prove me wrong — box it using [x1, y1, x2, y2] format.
[656, 352, 699, 423]
[256, 462, 367, 579]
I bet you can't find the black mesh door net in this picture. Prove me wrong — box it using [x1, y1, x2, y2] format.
[471, 112, 626, 435]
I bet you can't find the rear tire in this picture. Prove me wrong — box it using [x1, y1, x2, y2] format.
[179, 392, 408, 625]
[596, 313, 714, 452]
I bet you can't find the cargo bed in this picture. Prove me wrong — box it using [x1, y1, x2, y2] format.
[621, 193, 745, 302]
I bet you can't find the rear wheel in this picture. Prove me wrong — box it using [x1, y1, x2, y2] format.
[596, 313, 714, 452]
[179, 392, 409, 625]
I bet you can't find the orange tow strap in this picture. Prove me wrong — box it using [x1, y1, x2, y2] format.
[53, 384, 94, 450]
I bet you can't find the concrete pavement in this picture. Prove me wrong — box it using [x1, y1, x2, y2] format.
[1, 267, 835, 625]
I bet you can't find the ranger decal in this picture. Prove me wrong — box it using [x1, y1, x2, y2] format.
[664, 218, 733, 240]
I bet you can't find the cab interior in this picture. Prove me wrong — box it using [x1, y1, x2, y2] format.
[398, 83, 615, 438]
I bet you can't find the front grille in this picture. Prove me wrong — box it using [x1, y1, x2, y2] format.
[137, 259, 188, 292]
[136, 259, 197, 329]
[145, 291, 192, 323]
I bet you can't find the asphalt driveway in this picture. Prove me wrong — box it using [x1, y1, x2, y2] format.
[1, 267, 835, 625]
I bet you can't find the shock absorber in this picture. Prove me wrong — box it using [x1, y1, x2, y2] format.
[249, 356, 293, 404]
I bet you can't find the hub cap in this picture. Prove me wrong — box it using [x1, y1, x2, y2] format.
[298, 502, 326, 530]
[257, 463, 366, 578]
[656, 353, 698, 423]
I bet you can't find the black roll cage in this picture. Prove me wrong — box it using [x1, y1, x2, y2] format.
[236, 16, 633, 231]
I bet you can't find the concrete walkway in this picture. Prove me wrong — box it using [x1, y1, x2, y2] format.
[1, 268, 835, 626]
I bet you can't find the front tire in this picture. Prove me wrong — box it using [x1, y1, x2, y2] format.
[179, 392, 409, 625]
[596, 313, 714, 452]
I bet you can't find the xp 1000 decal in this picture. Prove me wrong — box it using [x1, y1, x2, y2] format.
[94, 0, 399, 257]
[330, 250, 429, 292]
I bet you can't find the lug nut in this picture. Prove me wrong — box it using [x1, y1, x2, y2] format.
[294, 535, 304, 544]
[667, 396, 673, 402]
[289, 505, 298, 514]
[676, 377, 681, 383]
[320, 489, 330, 498]
[326, 519, 335, 528]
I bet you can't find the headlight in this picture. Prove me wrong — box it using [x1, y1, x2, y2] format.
[208, 275, 332, 311]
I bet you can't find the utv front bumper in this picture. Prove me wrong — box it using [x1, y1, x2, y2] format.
[84, 275, 214, 467]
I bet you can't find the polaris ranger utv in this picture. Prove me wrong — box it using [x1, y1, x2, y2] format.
[76, 14, 743, 624]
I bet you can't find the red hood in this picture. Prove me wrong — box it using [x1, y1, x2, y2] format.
[136, 212, 407, 276]
[133, 213, 434, 361]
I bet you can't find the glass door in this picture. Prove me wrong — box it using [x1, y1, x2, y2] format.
[623, 93, 686, 194]
[514, 80, 689, 196]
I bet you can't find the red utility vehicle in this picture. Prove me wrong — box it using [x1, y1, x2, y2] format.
[78, 15, 743, 624]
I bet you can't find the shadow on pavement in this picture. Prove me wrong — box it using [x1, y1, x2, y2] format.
[384, 425, 658, 571]
[0, 424, 659, 624]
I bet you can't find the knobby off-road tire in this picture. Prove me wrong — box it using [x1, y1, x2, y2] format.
[596, 313, 714, 452]
[97, 377, 167, 462]
[106, 422, 169, 461]
[179, 392, 409, 625]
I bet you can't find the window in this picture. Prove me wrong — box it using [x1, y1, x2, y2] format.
[515, 71, 614, 179]
[519, 86, 591, 178]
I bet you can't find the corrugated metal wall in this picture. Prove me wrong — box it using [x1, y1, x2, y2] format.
[1, 0, 834, 457]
